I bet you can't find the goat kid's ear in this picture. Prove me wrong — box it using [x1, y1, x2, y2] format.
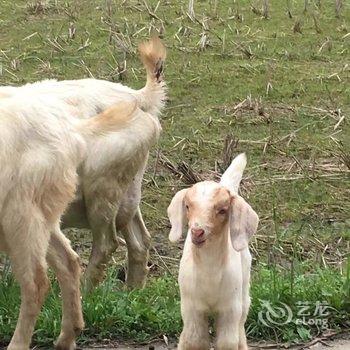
[230, 195, 259, 251]
[167, 189, 188, 242]
[220, 153, 247, 194]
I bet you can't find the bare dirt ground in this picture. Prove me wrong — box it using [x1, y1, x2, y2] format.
[84, 337, 350, 350]
[307, 338, 350, 350]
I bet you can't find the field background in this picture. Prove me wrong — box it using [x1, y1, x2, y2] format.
[0, 0, 349, 347]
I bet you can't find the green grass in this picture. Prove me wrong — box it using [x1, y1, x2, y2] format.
[0, 0, 349, 346]
[0, 262, 348, 346]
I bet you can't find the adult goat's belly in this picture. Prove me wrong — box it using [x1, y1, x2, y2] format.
[0, 225, 8, 252]
[61, 154, 144, 230]
[62, 112, 160, 229]
[62, 185, 89, 229]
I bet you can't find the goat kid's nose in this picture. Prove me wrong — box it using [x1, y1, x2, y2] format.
[191, 228, 205, 237]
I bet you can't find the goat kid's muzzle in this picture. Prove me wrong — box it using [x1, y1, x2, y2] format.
[191, 228, 206, 246]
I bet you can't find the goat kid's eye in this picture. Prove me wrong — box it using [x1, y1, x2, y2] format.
[185, 204, 189, 210]
[218, 208, 227, 215]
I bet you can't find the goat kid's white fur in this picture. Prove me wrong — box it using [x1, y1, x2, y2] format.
[0, 37, 166, 290]
[168, 154, 259, 350]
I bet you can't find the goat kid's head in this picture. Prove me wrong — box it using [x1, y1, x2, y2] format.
[167, 153, 259, 251]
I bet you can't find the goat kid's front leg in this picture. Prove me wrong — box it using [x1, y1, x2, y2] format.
[215, 304, 242, 350]
[47, 227, 84, 350]
[178, 304, 210, 350]
[238, 250, 252, 350]
[237, 294, 250, 350]
[122, 207, 151, 288]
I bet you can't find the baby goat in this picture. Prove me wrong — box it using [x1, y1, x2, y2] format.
[168, 154, 259, 350]
[0, 95, 154, 350]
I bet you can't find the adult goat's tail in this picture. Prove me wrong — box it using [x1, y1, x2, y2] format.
[78, 101, 137, 136]
[137, 36, 167, 116]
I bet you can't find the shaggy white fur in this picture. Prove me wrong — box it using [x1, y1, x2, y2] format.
[0, 37, 166, 289]
[0, 91, 150, 349]
[168, 154, 259, 350]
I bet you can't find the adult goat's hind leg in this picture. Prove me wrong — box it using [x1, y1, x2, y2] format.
[4, 210, 50, 350]
[117, 165, 150, 288]
[47, 226, 84, 350]
[83, 219, 119, 291]
[83, 178, 123, 291]
[122, 207, 151, 288]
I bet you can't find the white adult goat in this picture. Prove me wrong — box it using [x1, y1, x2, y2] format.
[0, 37, 166, 289]
[0, 94, 156, 349]
[168, 154, 259, 350]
